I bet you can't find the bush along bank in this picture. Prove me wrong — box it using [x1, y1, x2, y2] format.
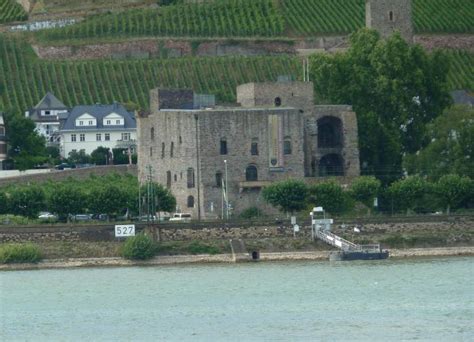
[0, 243, 42, 263]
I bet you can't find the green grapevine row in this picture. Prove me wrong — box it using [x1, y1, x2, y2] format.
[0, 0, 27, 24]
[39, 0, 284, 41]
[413, 0, 474, 33]
[0, 36, 472, 117]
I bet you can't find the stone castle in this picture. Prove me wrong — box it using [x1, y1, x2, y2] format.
[137, 81, 360, 219]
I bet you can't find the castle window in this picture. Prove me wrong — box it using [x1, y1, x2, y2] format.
[187, 168, 195, 188]
[317, 116, 343, 148]
[161, 142, 165, 159]
[389, 11, 394, 22]
[174, 174, 177, 182]
[215, 171, 223, 188]
[274, 97, 282, 107]
[170, 142, 174, 158]
[284, 139, 292, 155]
[179, 136, 182, 144]
[220, 139, 227, 155]
[150, 127, 154, 140]
[251, 142, 258, 156]
[166, 171, 172, 189]
[187, 195, 195, 208]
[149, 147, 153, 157]
[245, 165, 258, 182]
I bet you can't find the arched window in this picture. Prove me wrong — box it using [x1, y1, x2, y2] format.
[274, 97, 282, 107]
[246, 165, 258, 181]
[317, 116, 343, 148]
[187, 196, 195, 208]
[389, 11, 394, 21]
[215, 171, 223, 188]
[166, 171, 171, 189]
[187, 168, 195, 188]
[161, 142, 165, 158]
[319, 154, 344, 177]
[150, 127, 155, 140]
[220, 139, 227, 155]
[284, 139, 292, 155]
[170, 142, 174, 158]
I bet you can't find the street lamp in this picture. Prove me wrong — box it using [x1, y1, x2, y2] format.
[224, 159, 229, 220]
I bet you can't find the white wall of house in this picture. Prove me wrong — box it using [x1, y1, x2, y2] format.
[60, 130, 136, 158]
[35, 122, 61, 142]
[25, 109, 67, 118]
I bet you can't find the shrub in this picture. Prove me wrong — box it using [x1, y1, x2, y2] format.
[187, 241, 220, 255]
[239, 207, 264, 219]
[0, 243, 42, 263]
[121, 233, 155, 260]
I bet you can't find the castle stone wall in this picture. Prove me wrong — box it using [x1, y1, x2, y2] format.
[366, 0, 413, 42]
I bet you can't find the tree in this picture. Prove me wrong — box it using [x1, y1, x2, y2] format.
[0, 190, 8, 214]
[139, 182, 176, 215]
[435, 174, 472, 214]
[88, 184, 130, 218]
[308, 180, 353, 215]
[91, 146, 111, 165]
[388, 176, 427, 215]
[8, 185, 45, 218]
[262, 179, 308, 214]
[48, 184, 87, 220]
[310, 29, 451, 184]
[67, 150, 91, 165]
[4, 114, 48, 170]
[404, 105, 474, 180]
[350, 176, 381, 216]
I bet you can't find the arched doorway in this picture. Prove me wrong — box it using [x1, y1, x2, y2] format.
[319, 154, 344, 177]
[317, 116, 343, 148]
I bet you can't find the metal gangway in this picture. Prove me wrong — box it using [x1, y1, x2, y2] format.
[310, 207, 382, 252]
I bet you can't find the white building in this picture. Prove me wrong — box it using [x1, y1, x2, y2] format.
[59, 103, 136, 158]
[25, 92, 69, 144]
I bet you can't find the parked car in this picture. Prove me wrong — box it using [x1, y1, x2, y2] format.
[169, 213, 192, 222]
[70, 214, 93, 222]
[38, 212, 58, 221]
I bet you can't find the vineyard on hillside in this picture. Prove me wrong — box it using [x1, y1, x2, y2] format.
[0, 36, 300, 113]
[35, 0, 473, 41]
[0, 36, 472, 116]
[38, 0, 284, 41]
[0, 0, 28, 24]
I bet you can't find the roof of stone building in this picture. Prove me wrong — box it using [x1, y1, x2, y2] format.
[62, 103, 136, 131]
[451, 90, 474, 106]
[34, 92, 68, 110]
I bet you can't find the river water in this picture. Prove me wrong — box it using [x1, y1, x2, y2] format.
[1, 257, 473, 341]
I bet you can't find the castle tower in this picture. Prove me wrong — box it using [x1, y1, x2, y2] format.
[366, 0, 413, 42]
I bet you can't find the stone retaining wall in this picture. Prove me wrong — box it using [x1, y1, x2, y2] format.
[0, 165, 137, 187]
[0, 216, 472, 243]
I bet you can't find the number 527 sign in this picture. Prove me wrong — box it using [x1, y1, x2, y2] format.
[115, 224, 135, 237]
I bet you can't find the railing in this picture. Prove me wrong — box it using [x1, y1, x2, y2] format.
[315, 230, 382, 252]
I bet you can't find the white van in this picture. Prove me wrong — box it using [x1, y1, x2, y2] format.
[169, 213, 192, 222]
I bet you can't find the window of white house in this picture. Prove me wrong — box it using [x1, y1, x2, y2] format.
[116, 120, 120, 125]
[96, 133, 101, 141]
[88, 120, 93, 125]
[0, 127, 5, 135]
[105, 133, 110, 141]
[71, 134, 76, 142]
[80, 134, 85, 142]
[106, 120, 111, 125]
[79, 121, 84, 126]
[44, 110, 51, 116]
[121, 133, 130, 141]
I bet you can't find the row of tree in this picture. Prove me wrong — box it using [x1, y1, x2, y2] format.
[262, 175, 473, 216]
[0, 174, 175, 220]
